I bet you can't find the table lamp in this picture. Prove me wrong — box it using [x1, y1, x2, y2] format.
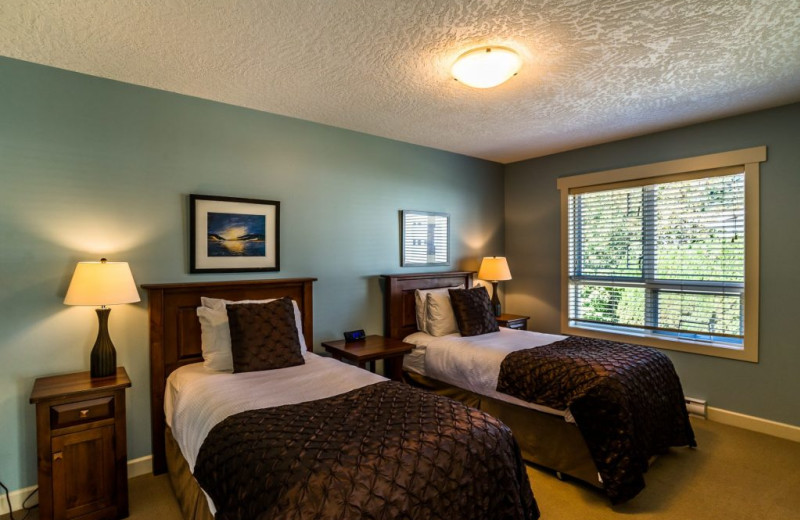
[478, 256, 512, 317]
[64, 258, 140, 378]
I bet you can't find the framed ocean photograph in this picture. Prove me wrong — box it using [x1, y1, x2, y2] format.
[190, 194, 280, 273]
[401, 209, 450, 267]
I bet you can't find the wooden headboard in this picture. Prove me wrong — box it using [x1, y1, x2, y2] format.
[142, 278, 316, 475]
[381, 272, 473, 340]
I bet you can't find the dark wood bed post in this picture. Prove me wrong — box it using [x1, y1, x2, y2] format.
[147, 286, 167, 475]
[143, 278, 316, 475]
[381, 272, 473, 340]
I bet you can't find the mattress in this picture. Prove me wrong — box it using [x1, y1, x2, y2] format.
[403, 328, 572, 418]
[402, 343, 427, 374]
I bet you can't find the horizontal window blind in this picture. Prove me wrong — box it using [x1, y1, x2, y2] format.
[568, 171, 745, 342]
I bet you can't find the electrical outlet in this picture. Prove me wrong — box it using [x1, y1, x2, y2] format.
[685, 396, 708, 418]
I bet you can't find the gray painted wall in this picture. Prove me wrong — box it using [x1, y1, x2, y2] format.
[505, 103, 800, 427]
[0, 57, 505, 490]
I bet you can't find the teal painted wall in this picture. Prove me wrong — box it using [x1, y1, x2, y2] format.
[505, 103, 800, 427]
[0, 57, 505, 490]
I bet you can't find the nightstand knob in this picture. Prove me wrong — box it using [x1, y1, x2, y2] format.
[79, 409, 89, 418]
[53, 452, 63, 462]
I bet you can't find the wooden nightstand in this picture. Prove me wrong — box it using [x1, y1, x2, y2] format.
[30, 367, 131, 520]
[321, 335, 414, 382]
[497, 313, 530, 330]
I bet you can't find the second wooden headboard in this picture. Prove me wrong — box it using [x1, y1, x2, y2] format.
[381, 272, 474, 340]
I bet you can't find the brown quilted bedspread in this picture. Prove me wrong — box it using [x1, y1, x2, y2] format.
[194, 381, 539, 520]
[496, 336, 696, 503]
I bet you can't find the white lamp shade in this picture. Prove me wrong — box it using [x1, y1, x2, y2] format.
[478, 256, 512, 281]
[64, 260, 140, 306]
[452, 46, 522, 89]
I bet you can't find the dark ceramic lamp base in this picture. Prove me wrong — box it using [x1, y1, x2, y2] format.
[90, 307, 117, 378]
[490, 281, 502, 317]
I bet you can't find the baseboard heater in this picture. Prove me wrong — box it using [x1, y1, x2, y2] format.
[685, 397, 707, 419]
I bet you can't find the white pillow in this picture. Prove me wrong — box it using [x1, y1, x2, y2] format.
[200, 297, 306, 348]
[425, 291, 459, 336]
[414, 285, 464, 332]
[197, 297, 307, 372]
[196, 306, 235, 371]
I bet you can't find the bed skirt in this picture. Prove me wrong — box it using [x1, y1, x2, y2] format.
[165, 426, 214, 520]
[404, 371, 602, 488]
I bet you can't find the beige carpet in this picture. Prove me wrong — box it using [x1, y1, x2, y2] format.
[528, 418, 800, 519]
[4, 418, 799, 520]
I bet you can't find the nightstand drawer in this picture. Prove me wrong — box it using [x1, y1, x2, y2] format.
[51, 397, 114, 428]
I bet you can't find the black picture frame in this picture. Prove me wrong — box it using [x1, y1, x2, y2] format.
[400, 210, 450, 267]
[189, 194, 280, 273]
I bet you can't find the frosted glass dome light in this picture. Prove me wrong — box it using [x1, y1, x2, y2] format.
[451, 46, 522, 89]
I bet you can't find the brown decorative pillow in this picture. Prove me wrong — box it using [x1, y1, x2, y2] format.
[448, 286, 500, 337]
[226, 299, 305, 373]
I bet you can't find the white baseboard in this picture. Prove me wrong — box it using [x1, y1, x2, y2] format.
[0, 483, 37, 516]
[127, 455, 154, 479]
[707, 407, 800, 443]
[0, 455, 154, 515]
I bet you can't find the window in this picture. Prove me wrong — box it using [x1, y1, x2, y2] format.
[557, 147, 765, 362]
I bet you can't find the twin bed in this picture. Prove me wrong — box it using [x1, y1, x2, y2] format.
[146, 273, 694, 519]
[145, 279, 538, 520]
[382, 271, 696, 503]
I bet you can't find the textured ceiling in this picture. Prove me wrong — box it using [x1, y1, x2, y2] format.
[2, 0, 800, 163]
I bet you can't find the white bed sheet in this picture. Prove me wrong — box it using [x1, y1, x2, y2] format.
[165, 351, 385, 473]
[402, 345, 427, 375]
[403, 328, 572, 418]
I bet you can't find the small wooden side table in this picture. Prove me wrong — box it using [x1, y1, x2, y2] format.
[497, 313, 530, 331]
[321, 335, 414, 382]
[30, 367, 131, 520]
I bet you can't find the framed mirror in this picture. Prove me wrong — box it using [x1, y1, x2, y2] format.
[401, 210, 450, 266]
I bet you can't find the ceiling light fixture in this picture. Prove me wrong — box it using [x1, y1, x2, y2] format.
[451, 46, 522, 89]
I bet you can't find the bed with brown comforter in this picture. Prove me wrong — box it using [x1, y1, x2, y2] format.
[194, 381, 538, 520]
[146, 278, 540, 520]
[382, 272, 697, 503]
[497, 336, 696, 503]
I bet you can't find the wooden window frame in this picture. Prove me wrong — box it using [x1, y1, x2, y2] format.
[557, 146, 765, 362]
